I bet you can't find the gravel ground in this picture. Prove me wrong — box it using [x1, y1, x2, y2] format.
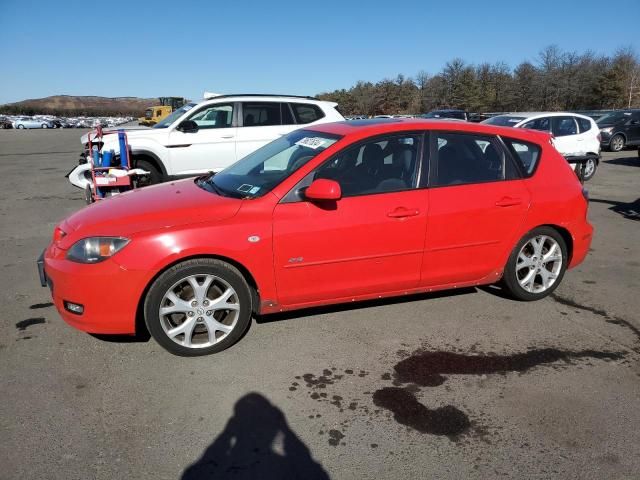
[1, 128, 639, 480]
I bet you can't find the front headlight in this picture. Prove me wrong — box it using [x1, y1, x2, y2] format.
[600, 127, 613, 134]
[67, 237, 129, 263]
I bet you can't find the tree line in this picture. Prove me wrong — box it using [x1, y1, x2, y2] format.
[317, 46, 640, 116]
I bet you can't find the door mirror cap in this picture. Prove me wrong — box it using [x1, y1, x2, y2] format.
[177, 120, 199, 133]
[305, 179, 341, 201]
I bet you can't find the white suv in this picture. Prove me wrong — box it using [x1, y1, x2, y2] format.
[68, 94, 343, 188]
[482, 112, 601, 180]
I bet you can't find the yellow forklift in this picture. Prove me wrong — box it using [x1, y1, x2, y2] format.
[138, 97, 187, 126]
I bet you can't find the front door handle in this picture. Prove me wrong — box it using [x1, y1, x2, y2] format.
[495, 197, 522, 207]
[221, 135, 235, 139]
[387, 207, 420, 218]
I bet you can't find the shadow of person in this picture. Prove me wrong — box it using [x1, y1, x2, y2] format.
[182, 393, 330, 480]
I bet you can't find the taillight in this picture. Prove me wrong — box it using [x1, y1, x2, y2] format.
[53, 226, 66, 242]
[597, 133, 601, 142]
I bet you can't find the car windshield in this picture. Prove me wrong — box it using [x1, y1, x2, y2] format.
[153, 103, 197, 128]
[596, 112, 631, 125]
[201, 130, 341, 199]
[482, 115, 526, 127]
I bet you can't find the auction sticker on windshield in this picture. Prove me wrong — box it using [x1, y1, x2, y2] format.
[295, 137, 327, 149]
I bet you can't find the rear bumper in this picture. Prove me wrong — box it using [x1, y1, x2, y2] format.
[568, 220, 594, 269]
[40, 243, 148, 334]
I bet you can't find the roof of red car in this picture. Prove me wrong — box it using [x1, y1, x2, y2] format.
[308, 118, 553, 144]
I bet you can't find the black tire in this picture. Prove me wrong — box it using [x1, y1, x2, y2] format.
[41, 124, 48, 129]
[502, 226, 568, 301]
[18, 124, 25, 129]
[144, 258, 253, 356]
[84, 184, 94, 204]
[582, 158, 597, 182]
[608, 134, 625, 152]
[134, 158, 163, 186]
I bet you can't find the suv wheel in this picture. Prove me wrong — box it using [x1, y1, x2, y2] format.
[582, 158, 597, 181]
[144, 259, 253, 356]
[134, 159, 162, 186]
[502, 227, 568, 301]
[609, 134, 625, 152]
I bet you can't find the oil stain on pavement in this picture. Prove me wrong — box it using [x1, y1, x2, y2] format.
[293, 346, 625, 445]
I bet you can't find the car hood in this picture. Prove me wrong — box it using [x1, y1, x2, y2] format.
[58, 178, 242, 247]
[80, 126, 153, 145]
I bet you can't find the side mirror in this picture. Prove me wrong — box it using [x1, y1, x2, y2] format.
[305, 179, 341, 201]
[177, 120, 199, 133]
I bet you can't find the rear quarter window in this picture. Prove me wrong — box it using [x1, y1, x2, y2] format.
[577, 117, 592, 133]
[502, 138, 541, 176]
[290, 103, 325, 124]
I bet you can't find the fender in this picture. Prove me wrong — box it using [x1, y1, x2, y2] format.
[130, 148, 168, 177]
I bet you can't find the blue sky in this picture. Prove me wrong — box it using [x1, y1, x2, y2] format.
[0, 0, 638, 104]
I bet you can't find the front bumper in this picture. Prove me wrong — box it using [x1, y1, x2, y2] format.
[38, 243, 148, 334]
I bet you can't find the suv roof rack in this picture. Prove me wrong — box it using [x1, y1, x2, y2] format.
[203, 93, 318, 100]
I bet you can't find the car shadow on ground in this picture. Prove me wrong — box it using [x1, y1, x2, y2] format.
[603, 156, 640, 167]
[181, 392, 330, 480]
[589, 197, 640, 221]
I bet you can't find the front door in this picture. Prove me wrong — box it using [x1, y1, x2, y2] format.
[421, 131, 531, 286]
[168, 102, 237, 175]
[272, 133, 428, 306]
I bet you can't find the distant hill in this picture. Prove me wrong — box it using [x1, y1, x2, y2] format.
[0, 95, 160, 116]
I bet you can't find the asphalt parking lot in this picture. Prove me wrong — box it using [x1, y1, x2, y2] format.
[1, 128, 639, 480]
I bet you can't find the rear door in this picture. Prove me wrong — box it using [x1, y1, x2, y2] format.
[167, 102, 237, 175]
[626, 113, 640, 144]
[551, 116, 581, 156]
[235, 102, 296, 160]
[421, 131, 530, 286]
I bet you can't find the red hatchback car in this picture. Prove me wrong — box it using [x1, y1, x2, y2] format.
[39, 119, 593, 356]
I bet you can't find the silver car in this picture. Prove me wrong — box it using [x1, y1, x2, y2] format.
[13, 117, 53, 129]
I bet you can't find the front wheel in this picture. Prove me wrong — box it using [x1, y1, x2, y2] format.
[41, 124, 48, 129]
[144, 259, 253, 356]
[134, 159, 162, 187]
[502, 227, 568, 301]
[609, 134, 625, 152]
[17, 124, 25, 129]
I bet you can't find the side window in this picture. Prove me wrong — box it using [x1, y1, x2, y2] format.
[503, 138, 541, 176]
[242, 102, 281, 127]
[281, 103, 295, 125]
[577, 117, 592, 133]
[552, 117, 578, 137]
[314, 134, 421, 197]
[188, 104, 233, 129]
[291, 103, 325, 124]
[431, 133, 505, 186]
[522, 117, 550, 132]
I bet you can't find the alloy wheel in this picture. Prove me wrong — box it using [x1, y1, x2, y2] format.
[515, 235, 563, 294]
[159, 274, 240, 349]
[610, 135, 624, 152]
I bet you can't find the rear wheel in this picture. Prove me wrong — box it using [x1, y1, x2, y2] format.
[609, 134, 625, 152]
[144, 259, 253, 356]
[18, 124, 25, 129]
[582, 158, 597, 181]
[41, 124, 48, 129]
[502, 227, 567, 301]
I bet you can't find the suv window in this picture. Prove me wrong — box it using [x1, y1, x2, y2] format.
[552, 117, 578, 137]
[313, 134, 421, 197]
[281, 103, 295, 125]
[522, 117, 550, 132]
[431, 133, 508, 186]
[503, 138, 540, 175]
[242, 102, 281, 127]
[576, 117, 592, 133]
[188, 104, 233, 129]
[291, 103, 325, 124]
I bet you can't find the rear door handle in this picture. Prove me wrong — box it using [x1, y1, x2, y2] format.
[495, 197, 522, 207]
[387, 207, 420, 218]
[221, 135, 235, 139]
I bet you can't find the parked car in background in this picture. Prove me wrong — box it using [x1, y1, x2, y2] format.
[482, 112, 601, 181]
[67, 94, 344, 190]
[13, 117, 53, 129]
[0, 117, 13, 129]
[421, 109, 470, 121]
[41, 118, 593, 356]
[596, 110, 640, 152]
